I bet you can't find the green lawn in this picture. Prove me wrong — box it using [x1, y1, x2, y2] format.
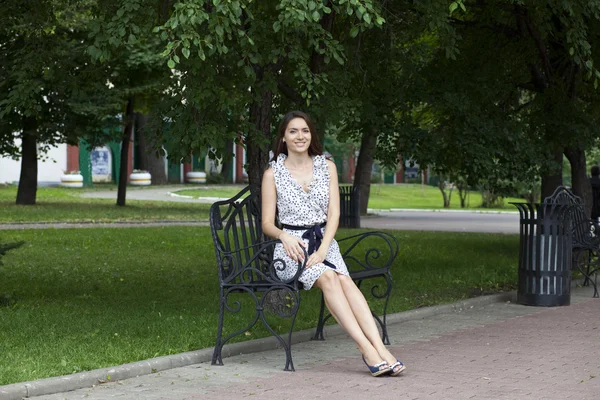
[0, 226, 519, 385]
[366, 184, 523, 210]
[0, 186, 211, 223]
[177, 184, 524, 211]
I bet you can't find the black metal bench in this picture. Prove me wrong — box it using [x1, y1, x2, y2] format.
[543, 186, 599, 297]
[209, 185, 399, 371]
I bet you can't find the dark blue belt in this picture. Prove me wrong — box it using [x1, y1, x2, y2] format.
[281, 222, 336, 269]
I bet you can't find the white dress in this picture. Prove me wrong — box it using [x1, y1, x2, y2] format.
[270, 153, 350, 290]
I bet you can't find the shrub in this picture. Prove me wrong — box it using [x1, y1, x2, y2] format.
[206, 173, 227, 184]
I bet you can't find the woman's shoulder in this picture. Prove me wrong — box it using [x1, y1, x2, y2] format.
[268, 154, 283, 170]
[313, 154, 329, 165]
[316, 155, 336, 170]
[263, 167, 275, 179]
[325, 159, 337, 177]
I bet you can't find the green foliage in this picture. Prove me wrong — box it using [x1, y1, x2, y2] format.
[377, 0, 600, 197]
[0, 0, 123, 155]
[145, 0, 386, 169]
[205, 173, 227, 184]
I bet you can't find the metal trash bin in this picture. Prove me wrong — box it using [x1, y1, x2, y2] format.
[339, 185, 360, 228]
[511, 202, 572, 306]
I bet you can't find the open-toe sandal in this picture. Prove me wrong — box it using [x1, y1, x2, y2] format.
[362, 357, 391, 377]
[389, 360, 406, 376]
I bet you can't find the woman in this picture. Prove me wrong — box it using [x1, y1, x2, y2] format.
[261, 110, 406, 377]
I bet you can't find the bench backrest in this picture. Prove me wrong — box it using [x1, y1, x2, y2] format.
[210, 185, 272, 284]
[543, 186, 589, 246]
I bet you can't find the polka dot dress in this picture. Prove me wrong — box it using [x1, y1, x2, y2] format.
[270, 153, 349, 290]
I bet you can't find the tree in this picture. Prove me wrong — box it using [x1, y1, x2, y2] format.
[378, 1, 600, 214]
[0, 0, 121, 205]
[335, 0, 459, 213]
[88, 0, 173, 205]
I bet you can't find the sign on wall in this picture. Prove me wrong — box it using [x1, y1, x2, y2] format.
[91, 146, 112, 183]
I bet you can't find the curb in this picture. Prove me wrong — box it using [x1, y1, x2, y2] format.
[0, 291, 517, 400]
[166, 192, 230, 202]
[367, 208, 519, 215]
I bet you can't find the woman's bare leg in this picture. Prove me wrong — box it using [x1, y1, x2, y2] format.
[336, 275, 399, 367]
[314, 270, 383, 366]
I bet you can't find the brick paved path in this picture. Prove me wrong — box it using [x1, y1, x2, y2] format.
[31, 287, 599, 400]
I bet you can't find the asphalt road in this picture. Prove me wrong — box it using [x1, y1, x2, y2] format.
[80, 187, 521, 234]
[362, 210, 520, 234]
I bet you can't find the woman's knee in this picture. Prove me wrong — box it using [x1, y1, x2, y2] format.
[316, 270, 340, 290]
[337, 274, 356, 288]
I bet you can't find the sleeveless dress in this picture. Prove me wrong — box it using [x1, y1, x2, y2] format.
[270, 153, 350, 290]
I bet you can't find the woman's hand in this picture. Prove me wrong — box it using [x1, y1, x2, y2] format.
[279, 232, 307, 263]
[306, 248, 327, 268]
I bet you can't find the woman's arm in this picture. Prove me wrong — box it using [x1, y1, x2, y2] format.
[261, 168, 306, 262]
[306, 159, 340, 267]
[261, 168, 280, 239]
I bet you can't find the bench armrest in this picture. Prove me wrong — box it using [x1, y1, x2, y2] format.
[338, 231, 399, 274]
[217, 239, 307, 286]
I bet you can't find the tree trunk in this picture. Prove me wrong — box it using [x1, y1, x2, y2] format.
[220, 138, 234, 183]
[246, 90, 273, 188]
[16, 117, 38, 205]
[457, 182, 468, 208]
[135, 113, 167, 185]
[565, 146, 591, 216]
[437, 178, 452, 208]
[541, 149, 563, 199]
[159, 0, 173, 22]
[117, 97, 135, 207]
[309, 2, 335, 144]
[353, 130, 377, 215]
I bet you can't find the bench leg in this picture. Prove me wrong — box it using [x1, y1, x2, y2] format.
[588, 253, 599, 298]
[364, 275, 393, 345]
[371, 311, 390, 345]
[574, 251, 600, 298]
[259, 287, 300, 371]
[582, 250, 592, 287]
[312, 293, 327, 341]
[312, 276, 393, 345]
[211, 287, 225, 366]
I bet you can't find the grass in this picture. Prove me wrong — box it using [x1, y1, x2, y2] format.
[366, 184, 523, 210]
[177, 183, 524, 211]
[0, 186, 212, 223]
[0, 226, 519, 385]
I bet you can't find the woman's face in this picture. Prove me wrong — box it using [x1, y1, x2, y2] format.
[283, 117, 311, 154]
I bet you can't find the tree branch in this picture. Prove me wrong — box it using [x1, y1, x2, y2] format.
[522, 9, 553, 81]
[277, 79, 304, 104]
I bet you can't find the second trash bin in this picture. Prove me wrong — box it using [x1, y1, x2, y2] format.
[511, 202, 572, 306]
[339, 185, 360, 228]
